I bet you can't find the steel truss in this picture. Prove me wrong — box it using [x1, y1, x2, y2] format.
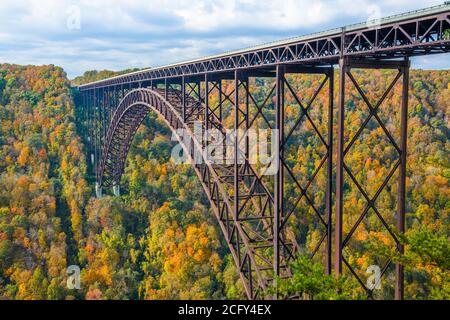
[79, 5, 449, 90]
[76, 4, 450, 300]
[79, 57, 412, 299]
[335, 57, 410, 299]
[80, 64, 340, 299]
[275, 66, 334, 276]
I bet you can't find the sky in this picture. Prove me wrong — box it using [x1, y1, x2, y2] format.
[0, 0, 448, 79]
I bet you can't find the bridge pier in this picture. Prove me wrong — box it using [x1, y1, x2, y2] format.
[95, 182, 102, 199]
[274, 64, 335, 281]
[335, 57, 410, 299]
[113, 183, 120, 197]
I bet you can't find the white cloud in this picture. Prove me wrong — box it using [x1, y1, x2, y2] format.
[0, 0, 446, 78]
[174, 0, 333, 31]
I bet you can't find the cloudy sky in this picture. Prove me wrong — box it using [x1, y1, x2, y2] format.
[0, 0, 448, 78]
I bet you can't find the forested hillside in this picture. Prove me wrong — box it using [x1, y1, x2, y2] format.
[0, 64, 90, 299]
[0, 63, 448, 300]
[71, 69, 141, 87]
[0, 64, 242, 300]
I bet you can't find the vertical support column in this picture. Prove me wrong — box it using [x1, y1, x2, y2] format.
[325, 67, 334, 275]
[86, 92, 90, 159]
[218, 80, 223, 122]
[244, 75, 250, 160]
[218, 79, 226, 161]
[108, 87, 112, 124]
[274, 65, 285, 282]
[204, 74, 210, 161]
[335, 58, 346, 276]
[97, 88, 100, 180]
[395, 58, 409, 300]
[83, 92, 87, 140]
[93, 88, 97, 178]
[101, 88, 106, 163]
[92, 89, 96, 174]
[234, 70, 241, 266]
[165, 78, 168, 101]
[205, 74, 209, 130]
[197, 81, 201, 103]
[86, 92, 89, 136]
[78, 91, 83, 131]
[97, 88, 102, 180]
[104, 88, 108, 132]
[89, 90, 94, 167]
[92, 89, 96, 168]
[113, 86, 118, 121]
[110, 87, 113, 122]
[182, 76, 186, 122]
[96, 88, 101, 181]
[99, 88, 102, 167]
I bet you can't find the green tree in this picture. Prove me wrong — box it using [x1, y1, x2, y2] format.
[272, 256, 366, 300]
[371, 228, 449, 299]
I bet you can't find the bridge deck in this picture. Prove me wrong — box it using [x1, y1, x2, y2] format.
[79, 3, 450, 90]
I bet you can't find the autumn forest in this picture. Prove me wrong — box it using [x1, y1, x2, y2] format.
[0, 64, 448, 300]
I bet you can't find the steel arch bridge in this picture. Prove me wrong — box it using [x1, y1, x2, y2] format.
[77, 4, 450, 300]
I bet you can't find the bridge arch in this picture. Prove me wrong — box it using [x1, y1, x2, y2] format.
[97, 87, 283, 299]
[98, 89, 182, 188]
